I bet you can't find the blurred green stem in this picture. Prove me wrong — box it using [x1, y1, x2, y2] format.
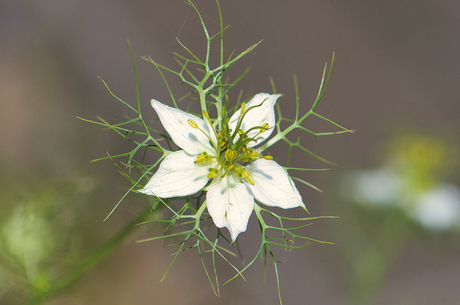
[28, 207, 152, 305]
[345, 213, 414, 305]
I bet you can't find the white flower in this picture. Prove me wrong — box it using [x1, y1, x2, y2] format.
[345, 168, 460, 232]
[411, 184, 460, 231]
[344, 169, 403, 206]
[140, 93, 305, 241]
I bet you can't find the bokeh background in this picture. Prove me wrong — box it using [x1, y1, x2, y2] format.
[1, 0, 459, 304]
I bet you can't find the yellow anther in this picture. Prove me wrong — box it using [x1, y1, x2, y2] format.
[194, 156, 204, 164]
[237, 129, 244, 135]
[240, 102, 246, 113]
[194, 152, 212, 164]
[234, 167, 255, 185]
[202, 110, 211, 120]
[261, 123, 269, 132]
[245, 173, 255, 185]
[263, 155, 273, 160]
[188, 119, 198, 129]
[208, 168, 219, 178]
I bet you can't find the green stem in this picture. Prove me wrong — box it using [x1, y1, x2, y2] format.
[253, 204, 265, 227]
[28, 207, 153, 305]
[194, 200, 208, 228]
[258, 117, 305, 153]
[345, 214, 414, 305]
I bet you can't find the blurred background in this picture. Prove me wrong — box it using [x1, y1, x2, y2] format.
[1, 0, 459, 304]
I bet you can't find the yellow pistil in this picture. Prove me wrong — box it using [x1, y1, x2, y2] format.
[239, 148, 259, 162]
[225, 149, 237, 162]
[220, 137, 228, 151]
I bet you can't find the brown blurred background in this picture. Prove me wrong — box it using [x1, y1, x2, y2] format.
[1, 0, 459, 304]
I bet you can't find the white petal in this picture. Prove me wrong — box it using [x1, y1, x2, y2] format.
[139, 150, 211, 198]
[207, 175, 254, 241]
[412, 184, 460, 230]
[151, 99, 217, 155]
[229, 93, 281, 147]
[245, 159, 305, 209]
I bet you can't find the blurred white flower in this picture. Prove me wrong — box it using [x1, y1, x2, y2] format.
[344, 168, 460, 231]
[412, 184, 460, 230]
[346, 169, 403, 206]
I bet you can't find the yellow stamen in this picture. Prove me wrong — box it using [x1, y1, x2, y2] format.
[234, 166, 255, 185]
[194, 152, 212, 164]
[261, 123, 269, 132]
[208, 168, 219, 178]
[188, 119, 198, 129]
[240, 102, 246, 113]
[245, 173, 255, 185]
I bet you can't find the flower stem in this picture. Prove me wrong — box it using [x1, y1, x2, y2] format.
[28, 207, 153, 305]
[194, 200, 208, 228]
[345, 212, 414, 305]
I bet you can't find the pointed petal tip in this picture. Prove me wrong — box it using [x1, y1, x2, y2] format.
[137, 187, 157, 198]
[254, 92, 283, 100]
[151, 99, 168, 112]
[148, 99, 216, 155]
[229, 227, 244, 243]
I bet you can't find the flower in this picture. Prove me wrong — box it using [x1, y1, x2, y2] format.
[345, 169, 460, 231]
[412, 184, 460, 230]
[139, 93, 305, 241]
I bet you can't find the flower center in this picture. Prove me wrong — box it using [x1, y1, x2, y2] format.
[188, 101, 273, 185]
